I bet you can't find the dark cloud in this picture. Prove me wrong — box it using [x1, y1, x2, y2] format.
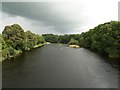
[2, 1, 118, 34]
[2, 2, 82, 33]
[118, 1, 120, 21]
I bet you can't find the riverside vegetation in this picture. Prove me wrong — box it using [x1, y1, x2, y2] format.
[1, 24, 46, 61]
[1, 21, 120, 61]
[42, 21, 120, 59]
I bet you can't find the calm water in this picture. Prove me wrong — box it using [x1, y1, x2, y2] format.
[2, 44, 118, 88]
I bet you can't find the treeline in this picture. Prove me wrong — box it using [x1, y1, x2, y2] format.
[42, 21, 120, 59]
[79, 21, 120, 59]
[1, 21, 119, 60]
[42, 34, 80, 44]
[1, 24, 45, 61]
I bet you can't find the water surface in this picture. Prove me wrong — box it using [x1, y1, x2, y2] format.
[2, 44, 118, 88]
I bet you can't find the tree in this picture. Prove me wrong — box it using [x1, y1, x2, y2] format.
[42, 34, 59, 43]
[2, 24, 26, 50]
[79, 21, 120, 59]
[1, 24, 46, 60]
[68, 38, 79, 46]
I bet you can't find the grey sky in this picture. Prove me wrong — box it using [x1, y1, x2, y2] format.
[118, 1, 120, 21]
[1, 0, 119, 34]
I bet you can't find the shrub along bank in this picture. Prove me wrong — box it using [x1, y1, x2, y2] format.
[1, 24, 46, 61]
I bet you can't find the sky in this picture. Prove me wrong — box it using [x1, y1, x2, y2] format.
[1, 0, 120, 35]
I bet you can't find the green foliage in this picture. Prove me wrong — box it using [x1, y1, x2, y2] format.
[2, 24, 26, 50]
[2, 48, 10, 60]
[79, 21, 120, 59]
[59, 34, 71, 44]
[25, 31, 45, 49]
[0, 34, 9, 60]
[42, 34, 59, 43]
[68, 38, 79, 45]
[1, 24, 46, 60]
[42, 34, 81, 44]
[1, 21, 119, 60]
[79, 32, 92, 48]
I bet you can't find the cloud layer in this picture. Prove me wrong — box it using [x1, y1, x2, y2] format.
[2, 0, 119, 34]
[2, 2, 84, 34]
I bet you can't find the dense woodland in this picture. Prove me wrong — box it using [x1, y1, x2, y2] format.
[80, 21, 120, 59]
[1, 21, 120, 61]
[1, 24, 45, 60]
[42, 21, 120, 59]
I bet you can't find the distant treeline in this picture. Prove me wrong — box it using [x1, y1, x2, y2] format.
[42, 34, 80, 44]
[1, 24, 46, 61]
[42, 21, 120, 59]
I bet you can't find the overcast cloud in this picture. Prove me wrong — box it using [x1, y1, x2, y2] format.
[1, 0, 119, 34]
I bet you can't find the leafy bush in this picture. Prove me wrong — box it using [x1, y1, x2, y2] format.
[68, 38, 79, 46]
[1, 24, 46, 60]
[79, 21, 120, 58]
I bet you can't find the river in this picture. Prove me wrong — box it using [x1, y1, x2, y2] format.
[2, 44, 118, 88]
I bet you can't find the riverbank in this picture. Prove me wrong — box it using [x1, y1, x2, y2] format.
[2, 50, 22, 61]
[1, 24, 46, 61]
[68, 45, 80, 48]
[1, 43, 45, 61]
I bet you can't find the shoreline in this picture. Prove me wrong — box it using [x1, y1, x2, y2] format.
[1, 43, 45, 61]
[68, 45, 80, 48]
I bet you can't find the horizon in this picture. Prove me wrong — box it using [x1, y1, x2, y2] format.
[0, 20, 118, 36]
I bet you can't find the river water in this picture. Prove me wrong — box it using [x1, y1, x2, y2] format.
[2, 44, 118, 88]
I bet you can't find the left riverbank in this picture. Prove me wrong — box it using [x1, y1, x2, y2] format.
[1, 24, 46, 61]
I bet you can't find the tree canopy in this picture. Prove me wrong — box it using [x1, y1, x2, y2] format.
[1, 24, 46, 60]
[42, 21, 120, 59]
[79, 21, 120, 58]
[1, 21, 120, 60]
[68, 38, 79, 46]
